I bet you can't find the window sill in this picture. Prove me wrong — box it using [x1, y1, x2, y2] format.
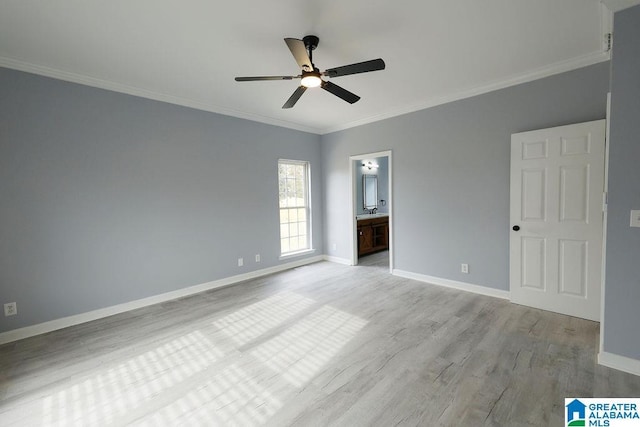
[279, 248, 316, 261]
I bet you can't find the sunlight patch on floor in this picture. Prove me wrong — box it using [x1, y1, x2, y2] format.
[4, 292, 369, 425]
[132, 363, 282, 426]
[251, 305, 367, 387]
[212, 291, 315, 346]
[37, 330, 222, 426]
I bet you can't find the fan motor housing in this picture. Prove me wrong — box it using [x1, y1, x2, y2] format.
[303, 35, 319, 51]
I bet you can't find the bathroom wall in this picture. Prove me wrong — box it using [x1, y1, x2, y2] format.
[355, 156, 389, 215]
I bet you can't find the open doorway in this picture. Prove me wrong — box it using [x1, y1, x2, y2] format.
[349, 150, 392, 272]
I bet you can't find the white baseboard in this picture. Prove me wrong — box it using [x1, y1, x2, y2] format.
[0, 255, 324, 345]
[392, 269, 510, 300]
[598, 351, 640, 377]
[323, 255, 353, 265]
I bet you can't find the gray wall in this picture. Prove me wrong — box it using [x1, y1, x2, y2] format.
[0, 68, 322, 333]
[0, 58, 620, 339]
[323, 62, 610, 288]
[603, 5, 640, 359]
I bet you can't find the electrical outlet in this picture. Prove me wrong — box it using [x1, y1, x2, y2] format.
[332, 243, 337, 251]
[461, 263, 469, 274]
[238, 257, 244, 267]
[4, 302, 17, 317]
[255, 254, 261, 263]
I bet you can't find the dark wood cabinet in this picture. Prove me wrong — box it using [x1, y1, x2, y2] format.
[359, 225, 373, 253]
[357, 216, 389, 256]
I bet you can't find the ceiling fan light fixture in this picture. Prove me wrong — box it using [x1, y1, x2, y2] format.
[301, 71, 322, 88]
[235, 36, 385, 108]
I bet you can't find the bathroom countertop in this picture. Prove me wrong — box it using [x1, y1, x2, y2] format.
[356, 213, 389, 220]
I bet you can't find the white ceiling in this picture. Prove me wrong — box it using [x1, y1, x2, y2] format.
[0, 1, 614, 134]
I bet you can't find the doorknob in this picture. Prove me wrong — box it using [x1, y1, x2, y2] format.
[512, 225, 520, 231]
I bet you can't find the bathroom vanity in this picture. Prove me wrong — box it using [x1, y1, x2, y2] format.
[357, 214, 389, 256]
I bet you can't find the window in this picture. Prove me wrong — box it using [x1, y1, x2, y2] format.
[278, 160, 311, 256]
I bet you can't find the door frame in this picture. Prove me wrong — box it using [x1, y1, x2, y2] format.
[600, 94, 611, 353]
[349, 150, 393, 271]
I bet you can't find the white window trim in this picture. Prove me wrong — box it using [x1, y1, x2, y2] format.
[278, 159, 313, 257]
[278, 248, 316, 261]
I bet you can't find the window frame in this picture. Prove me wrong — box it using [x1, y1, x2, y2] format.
[278, 159, 313, 259]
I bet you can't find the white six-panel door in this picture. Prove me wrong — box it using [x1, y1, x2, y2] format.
[510, 120, 605, 321]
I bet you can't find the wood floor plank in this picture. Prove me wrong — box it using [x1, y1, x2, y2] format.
[1, 254, 639, 426]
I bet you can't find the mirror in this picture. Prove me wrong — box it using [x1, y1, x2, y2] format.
[363, 174, 378, 210]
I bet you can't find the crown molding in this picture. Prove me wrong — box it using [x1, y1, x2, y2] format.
[320, 50, 610, 134]
[600, 0, 640, 12]
[0, 49, 609, 137]
[0, 56, 321, 134]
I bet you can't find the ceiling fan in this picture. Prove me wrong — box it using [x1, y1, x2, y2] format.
[234, 35, 385, 109]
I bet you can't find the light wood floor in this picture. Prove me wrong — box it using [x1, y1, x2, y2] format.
[1, 257, 639, 426]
